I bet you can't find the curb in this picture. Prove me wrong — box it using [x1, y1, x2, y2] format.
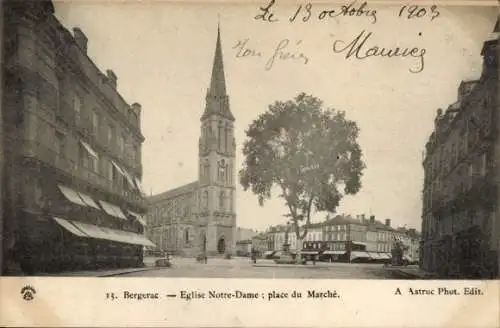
[253, 264, 326, 269]
[385, 268, 432, 279]
[98, 267, 161, 277]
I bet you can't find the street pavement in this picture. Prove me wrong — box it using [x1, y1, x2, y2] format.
[119, 257, 415, 279]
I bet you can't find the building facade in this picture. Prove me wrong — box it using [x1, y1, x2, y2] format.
[265, 214, 419, 262]
[420, 21, 499, 278]
[236, 227, 258, 242]
[146, 26, 236, 257]
[2, 1, 152, 275]
[235, 239, 252, 256]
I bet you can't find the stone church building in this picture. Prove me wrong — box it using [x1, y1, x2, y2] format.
[146, 27, 236, 256]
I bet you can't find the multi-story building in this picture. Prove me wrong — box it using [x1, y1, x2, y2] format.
[235, 239, 252, 256]
[395, 227, 421, 262]
[146, 26, 236, 257]
[421, 19, 498, 278]
[2, 1, 152, 275]
[320, 214, 397, 262]
[251, 233, 269, 256]
[265, 214, 419, 262]
[267, 224, 293, 252]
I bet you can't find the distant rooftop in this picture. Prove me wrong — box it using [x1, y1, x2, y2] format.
[147, 181, 198, 204]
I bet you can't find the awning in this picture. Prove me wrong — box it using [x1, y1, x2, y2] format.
[381, 253, 392, 259]
[79, 140, 98, 158]
[263, 251, 275, 256]
[134, 177, 146, 195]
[128, 210, 147, 226]
[77, 192, 100, 209]
[300, 251, 319, 255]
[112, 228, 155, 247]
[99, 200, 127, 220]
[323, 250, 345, 255]
[70, 220, 156, 247]
[111, 160, 125, 175]
[352, 241, 369, 246]
[72, 221, 112, 240]
[58, 185, 87, 207]
[350, 251, 370, 259]
[53, 217, 88, 237]
[121, 169, 135, 187]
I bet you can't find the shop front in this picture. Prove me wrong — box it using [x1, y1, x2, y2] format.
[11, 172, 154, 274]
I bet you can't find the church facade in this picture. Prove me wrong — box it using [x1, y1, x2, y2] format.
[146, 27, 237, 257]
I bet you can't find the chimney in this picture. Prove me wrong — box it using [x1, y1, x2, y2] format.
[369, 215, 375, 224]
[385, 219, 391, 227]
[106, 70, 117, 89]
[73, 28, 88, 53]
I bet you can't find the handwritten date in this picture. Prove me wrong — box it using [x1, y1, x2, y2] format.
[399, 5, 440, 21]
[290, 1, 377, 24]
[254, 0, 440, 24]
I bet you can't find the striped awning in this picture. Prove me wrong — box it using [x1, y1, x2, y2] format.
[128, 210, 147, 226]
[53, 217, 87, 237]
[58, 185, 87, 207]
[79, 140, 98, 158]
[99, 200, 127, 220]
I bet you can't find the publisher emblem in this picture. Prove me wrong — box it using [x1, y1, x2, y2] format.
[21, 285, 36, 301]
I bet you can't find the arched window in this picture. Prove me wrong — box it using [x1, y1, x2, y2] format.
[219, 191, 225, 211]
[224, 125, 229, 153]
[218, 121, 223, 150]
[202, 191, 209, 209]
[185, 229, 189, 244]
[203, 160, 210, 182]
[218, 160, 226, 182]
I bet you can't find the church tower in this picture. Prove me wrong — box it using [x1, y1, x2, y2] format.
[198, 25, 236, 256]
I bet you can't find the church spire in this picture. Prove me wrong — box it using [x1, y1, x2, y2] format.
[209, 22, 226, 96]
[202, 22, 234, 121]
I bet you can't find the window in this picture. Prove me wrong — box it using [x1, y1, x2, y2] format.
[92, 110, 100, 135]
[74, 93, 82, 122]
[219, 191, 225, 211]
[108, 161, 114, 181]
[202, 191, 209, 209]
[218, 121, 223, 150]
[119, 134, 125, 154]
[218, 160, 226, 182]
[78, 143, 89, 168]
[108, 124, 115, 146]
[480, 153, 487, 176]
[90, 153, 99, 173]
[203, 160, 210, 182]
[185, 229, 189, 244]
[55, 131, 65, 157]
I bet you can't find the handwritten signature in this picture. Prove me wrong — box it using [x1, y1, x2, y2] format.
[332, 30, 426, 73]
[233, 38, 310, 71]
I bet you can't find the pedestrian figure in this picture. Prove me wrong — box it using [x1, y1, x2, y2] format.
[312, 255, 316, 266]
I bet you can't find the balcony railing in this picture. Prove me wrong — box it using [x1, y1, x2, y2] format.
[22, 139, 147, 209]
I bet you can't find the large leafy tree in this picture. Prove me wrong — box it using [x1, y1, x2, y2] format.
[239, 93, 365, 255]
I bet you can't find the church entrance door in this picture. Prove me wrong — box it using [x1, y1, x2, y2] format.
[217, 237, 225, 254]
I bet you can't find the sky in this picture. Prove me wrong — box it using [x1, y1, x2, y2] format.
[53, 1, 497, 232]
